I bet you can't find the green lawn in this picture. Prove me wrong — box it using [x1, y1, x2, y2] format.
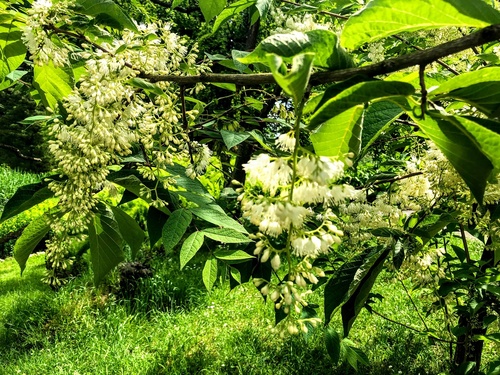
[2, 252, 492, 375]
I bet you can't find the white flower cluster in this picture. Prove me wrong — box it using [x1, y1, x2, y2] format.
[22, 0, 73, 67]
[270, 8, 332, 34]
[21, 1, 209, 284]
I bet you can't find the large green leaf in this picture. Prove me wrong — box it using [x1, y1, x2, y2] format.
[411, 111, 494, 203]
[110, 206, 144, 259]
[212, 0, 257, 33]
[239, 30, 353, 70]
[33, 63, 74, 111]
[214, 249, 254, 261]
[448, 116, 500, 171]
[88, 209, 125, 285]
[74, 0, 138, 31]
[180, 231, 205, 270]
[360, 101, 403, 151]
[162, 208, 192, 252]
[14, 215, 50, 274]
[430, 67, 500, 117]
[220, 129, 250, 149]
[202, 256, 218, 291]
[341, 0, 500, 49]
[324, 255, 364, 325]
[341, 246, 390, 336]
[268, 53, 315, 106]
[190, 205, 248, 234]
[147, 206, 168, 248]
[310, 104, 364, 158]
[0, 16, 26, 83]
[0, 182, 54, 223]
[308, 81, 414, 131]
[325, 327, 342, 365]
[199, 0, 227, 22]
[201, 227, 251, 243]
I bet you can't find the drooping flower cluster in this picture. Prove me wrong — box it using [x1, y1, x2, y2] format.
[238, 131, 356, 333]
[21, 0, 209, 285]
[22, 0, 74, 67]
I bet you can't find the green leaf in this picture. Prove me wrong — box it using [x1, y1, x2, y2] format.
[147, 206, 168, 248]
[308, 81, 414, 131]
[110, 206, 144, 259]
[180, 231, 204, 269]
[255, 0, 272, 19]
[411, 111, 493, 203]
[324, 255, 364, 325]
[202, 227, 251, 243]
[239, 30, 353, 70]
[128, 78, 164, 96]
[202, 256, 218, 291]
[74, 0, 138, 31]
[430, 67, 500, 117]
[164, 163, 211, 196]
[14, 216, 50, 275]
[213, 0, 257, 33]
[199, 0, 227, 22]
[0, 182, 54, 223]
[310, 104, 364, 158]
[190, 205, 248, 233]
[162, 208, 192, 252]
[88, 209, 125, 286]
[341, 246, 390, 336]
[344, 344, 369, 371]
[214, 249, 254, 261]
[230, 267, 241, 284]
[220, 129, 250, 149]
[33, 63, 74, 111]
[360, 101, 402, 152]
[341, 0, 500, 49]
[0, 18, 26, 82]
[325, 327, 341, 365]
[268, 52, 315, 106]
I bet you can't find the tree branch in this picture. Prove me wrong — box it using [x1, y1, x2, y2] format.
[140, 25, 500, 86]
[0, 144, 42, 162]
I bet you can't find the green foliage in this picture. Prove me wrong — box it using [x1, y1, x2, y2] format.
[341, 0, 500, 49]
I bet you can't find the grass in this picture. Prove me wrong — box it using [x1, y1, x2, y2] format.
[0, 165, 41, 209]
[3, 252, 498, 375]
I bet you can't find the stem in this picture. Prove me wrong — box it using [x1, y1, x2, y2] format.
[399, 279, 429, 331]
[459, 223, 472, 263]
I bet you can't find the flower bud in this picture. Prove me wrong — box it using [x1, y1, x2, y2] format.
[271, 254, 281, 270]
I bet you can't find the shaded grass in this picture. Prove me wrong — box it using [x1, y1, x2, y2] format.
[0, 254, 497, 374]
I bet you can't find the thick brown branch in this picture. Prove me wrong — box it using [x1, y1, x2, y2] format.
[140, 25, 500, 86]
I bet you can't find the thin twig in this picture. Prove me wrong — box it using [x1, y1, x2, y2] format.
[0, 144, 42, 162]
[400, 279, 429, 331]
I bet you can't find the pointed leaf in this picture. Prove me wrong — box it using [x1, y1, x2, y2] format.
[110, 206, 144, 259]
[341, 247, 390, 336]
[162, 208, 192, 251]
[411, 112, 493, 203]
[239, 30, 353, 70]
[430, 67, 500, 117]
[361, 101, 402, 151]
[310, 104, 364, 158]
[1, 183, 53, 223]
[147, 206, 168, 248]
[14, 216, 50, 274]
[74, 0, 138, 31]
[199, 0, 227, 22]
[180, 231, 204, 269]
[33, 63, 74, 111]
[341, 0, 500, 49]
[268, 52, 315, 106]
[88, 209, 125, 286]
[201, 227, 251, 243]
[212, 0, 257, 33]
[190, 205, 248, 233]
[325, 327, 342, 365]
[308, 81, 414, 130]
[214, 249, 254, 261]
[0, 17, 26, 82]
[202, 256, 218, 291]
[128, 78, 164, 96]
[220, 129, 250, 149]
